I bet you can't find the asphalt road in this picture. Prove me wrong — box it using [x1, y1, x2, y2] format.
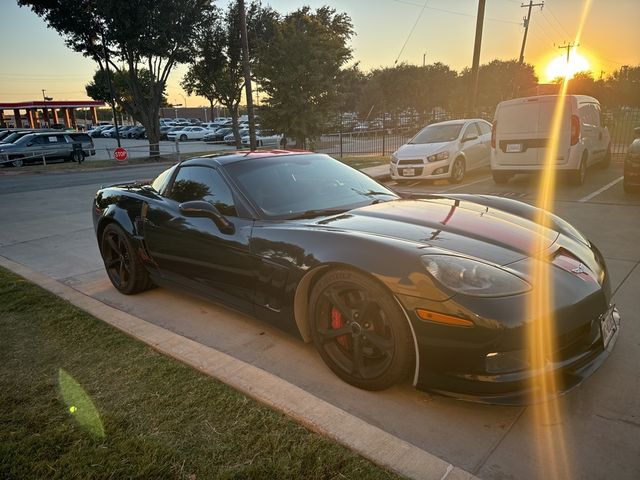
[1, 160, 639, 479]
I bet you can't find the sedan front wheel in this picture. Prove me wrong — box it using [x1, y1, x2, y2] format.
[100, 223, 152, 294]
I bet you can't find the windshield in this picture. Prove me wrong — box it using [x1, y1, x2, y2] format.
[225, 154, 398, 219]
[409, 123, 463, 144]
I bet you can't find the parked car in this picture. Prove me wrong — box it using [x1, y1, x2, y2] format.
[0, 131, 95, 167]
[623, 127, 640, 193]
[1, 128, 55, 143]
[491, 95, 611, 185]
[92, 151, 619, 403]
[103, 125, 135, 139]
[390, 119, 492, 183]
[161, 126, 184, 140]
[126, 125, 146, 139]
[90, 125, 114, 138]
[224, 128, 248, 145]
[204, 127, 232, 143]
[241, 130, 283, 147]
[167, 126, 209, 141]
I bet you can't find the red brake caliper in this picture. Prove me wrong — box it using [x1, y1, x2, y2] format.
[331, 307, 350, 349]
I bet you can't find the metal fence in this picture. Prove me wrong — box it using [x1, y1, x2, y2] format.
[603, 107, 640, 154]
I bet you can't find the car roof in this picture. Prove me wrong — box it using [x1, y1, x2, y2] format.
[183, 149, 312, 166]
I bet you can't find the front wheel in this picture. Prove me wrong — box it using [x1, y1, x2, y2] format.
[100, 223, 152, 294]
[180, 134, 188, 141]
[450, 157, 465, 184]
[309, 268, 414, 390]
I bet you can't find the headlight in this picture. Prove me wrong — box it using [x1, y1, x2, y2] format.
[421, 255, 531, 297]
[427, 151, 449, 162]
[391, 153, 398, 163]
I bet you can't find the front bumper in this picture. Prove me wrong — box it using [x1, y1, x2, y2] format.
[390, 158, 452, 180]
[397, 287, 620, 405]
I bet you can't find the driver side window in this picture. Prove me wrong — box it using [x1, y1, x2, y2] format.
[168, 166, 237, 217]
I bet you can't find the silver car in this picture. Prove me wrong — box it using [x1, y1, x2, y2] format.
[0, 132, 95, 167]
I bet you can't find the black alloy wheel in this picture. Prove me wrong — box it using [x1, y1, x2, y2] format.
[100, 223, 151, 294]
[450, 157, 465, 184]
[309, 269, 414, 390]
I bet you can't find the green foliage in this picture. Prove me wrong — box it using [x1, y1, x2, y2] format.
[255, 6, 353, 146]
[0, 267, 399, 479]
[85, 69, 168, 123]
[182, 2, 277, 146]
[454, 59, 538, 113]
[18, 0, 214, 153]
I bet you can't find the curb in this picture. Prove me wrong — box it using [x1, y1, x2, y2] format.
[0, 255, 477, 480]
[0, 160, 176, 177]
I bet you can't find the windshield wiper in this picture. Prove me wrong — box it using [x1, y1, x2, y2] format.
[290, 208, 349, 219]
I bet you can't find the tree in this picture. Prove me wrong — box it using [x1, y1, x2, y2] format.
[86, 69, 168, 124]
[182, 2, 277, 148]
[254, 6, 353, 147]
[19, 0, 214, 156]
[454, 60, 538, 114]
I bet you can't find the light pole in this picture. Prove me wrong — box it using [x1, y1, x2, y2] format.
[173, 103, 182, 119]
[180, 94, 187, 108]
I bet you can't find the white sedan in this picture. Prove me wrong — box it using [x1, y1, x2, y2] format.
[167, 126, 209, 141]
[241, 131, 283, 147]
[390, 119, 492, 183]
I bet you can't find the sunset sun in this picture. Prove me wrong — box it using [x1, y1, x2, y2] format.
[545, 51, 591, 81]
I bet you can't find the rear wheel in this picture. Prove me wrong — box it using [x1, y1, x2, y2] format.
[492, 170, 511, 184]
[570, 155, 587, 185]
[11, 157, 24, 168]
[71, 150, 83, 163]
[599, 144, 612, 169]
[100, 223, 152, 294]
[450, 157, 465, 184]
[309, 268, 414, 390]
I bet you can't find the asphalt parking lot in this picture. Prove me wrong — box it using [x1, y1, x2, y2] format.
[0, 157, 638, 479]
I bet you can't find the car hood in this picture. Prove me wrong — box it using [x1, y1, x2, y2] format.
[307, 198, 559, 265]
[394, 142, 451, 160]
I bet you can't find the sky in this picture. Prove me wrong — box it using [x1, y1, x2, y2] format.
[0, 0, 638, 107]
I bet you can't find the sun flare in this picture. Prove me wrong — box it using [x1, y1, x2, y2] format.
[545, 51, 590, 81]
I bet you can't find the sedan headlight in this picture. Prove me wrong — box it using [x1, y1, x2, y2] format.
[391, 153, 399, 164]
[421, 255, 531, 297]
[427, 151, 449, 162]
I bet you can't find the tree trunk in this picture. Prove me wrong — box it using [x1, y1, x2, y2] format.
[209, 99, 215, 122]
[230, 104, 242, 149]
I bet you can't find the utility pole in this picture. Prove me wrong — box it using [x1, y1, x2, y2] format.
[238, 0, 257, 150]
[558, 41, 578, 64]
[519, 1, 544, 64]
[422, 52, 427, 67]
[101, 30, 121, 148]
[470, 0, 486, 115]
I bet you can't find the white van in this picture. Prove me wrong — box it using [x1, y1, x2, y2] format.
[490, 95, 611, 185]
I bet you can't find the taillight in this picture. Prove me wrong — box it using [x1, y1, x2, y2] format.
[570, 115, 580, 146]
[491, 121, 497, 149]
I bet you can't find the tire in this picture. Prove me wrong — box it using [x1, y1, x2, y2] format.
[180, 134, 187, 141]
[599, 144, 611, 169]
[12, 157, 24, 168]
[492, 170, 511, 184]
[72, 150, 83, 163]
[100, 223, 152, 295]
[570, 155, 587, 185]
[309, 268, 414, 390]
[450, 157, 465, 184]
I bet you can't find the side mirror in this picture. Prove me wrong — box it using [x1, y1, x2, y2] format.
[179, 200, 235, 234]
[462, 133, 478, 143]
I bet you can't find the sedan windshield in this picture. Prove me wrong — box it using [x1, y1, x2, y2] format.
[225, 154, 398, 219]
[409, 124, 463, 144]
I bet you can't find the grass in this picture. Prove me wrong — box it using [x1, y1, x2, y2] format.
[335, 156, 389, 169]
[0, 267, 400, 480]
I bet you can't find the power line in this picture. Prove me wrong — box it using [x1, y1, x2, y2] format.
[391, 0, 520, 25]
[545, 4, 572, 38]
[393, 0, 429, 65]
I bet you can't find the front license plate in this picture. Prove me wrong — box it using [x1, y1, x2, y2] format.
[506, 143, 523, 153]
[600, 307, 617, 349]
[402, 168, 415, 177]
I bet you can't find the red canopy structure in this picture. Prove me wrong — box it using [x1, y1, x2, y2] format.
[0, 100, 105, 129]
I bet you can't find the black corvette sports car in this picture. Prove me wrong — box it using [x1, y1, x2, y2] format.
[92, 151, 620, 404]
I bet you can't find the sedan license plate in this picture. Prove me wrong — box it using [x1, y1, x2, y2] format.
[402, 168, 416, 177]
[600, 307, 617, 349]
[506, 143, 523, 153]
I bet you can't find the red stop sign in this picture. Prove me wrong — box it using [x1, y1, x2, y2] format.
[114, 147, 128, 162]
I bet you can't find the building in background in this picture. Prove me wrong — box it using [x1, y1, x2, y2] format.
[0, 100, 105, 129]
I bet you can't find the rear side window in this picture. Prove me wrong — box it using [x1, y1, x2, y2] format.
[168, 166, 237, 217]
[477, 122, 491, 135]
